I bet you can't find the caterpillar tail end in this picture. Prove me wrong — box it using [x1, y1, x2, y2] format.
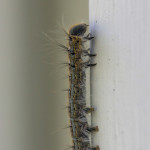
[95, 126, 99, 132]
[90, 107, 95, 112]
[95, 145, 100, 150]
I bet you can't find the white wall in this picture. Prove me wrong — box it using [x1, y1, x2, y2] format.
[89, 0, 150, 150]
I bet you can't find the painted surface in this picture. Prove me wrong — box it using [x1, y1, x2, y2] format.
[89, 0, 150, 150]
[0, 1, 88, 150]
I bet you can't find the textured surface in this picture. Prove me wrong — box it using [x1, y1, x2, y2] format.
[89, 0, 150, 150]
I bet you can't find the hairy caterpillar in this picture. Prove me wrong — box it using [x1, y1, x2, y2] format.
[58, 23, 99, 150]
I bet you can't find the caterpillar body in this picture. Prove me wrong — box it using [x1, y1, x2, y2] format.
[60, 24, 99, 150]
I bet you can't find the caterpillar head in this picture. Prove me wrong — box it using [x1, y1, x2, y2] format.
[69, 23, 88, 36]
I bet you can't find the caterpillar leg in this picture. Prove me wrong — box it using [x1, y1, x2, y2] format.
[88, 146, 100, 150]
[86, 63, 97, 67]
[83, 145, 100, 150]
[87, 53, 97, 57]
[83, 49, 97, 57]
[84, 33, 94, 40]
[86, 126, 99, 133]
[82, 61, 97, 68]
[83, 107, 95, 114]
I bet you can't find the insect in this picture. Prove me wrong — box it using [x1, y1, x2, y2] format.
[59, 23, 99, 150]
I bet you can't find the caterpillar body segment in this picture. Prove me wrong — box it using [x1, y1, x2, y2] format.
[63, 24, 99, 150]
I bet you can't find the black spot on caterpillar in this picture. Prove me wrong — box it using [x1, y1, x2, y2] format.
[58, 23, 99, 150]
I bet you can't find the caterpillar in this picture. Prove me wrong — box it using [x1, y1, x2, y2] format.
[58, 23, 99, 150]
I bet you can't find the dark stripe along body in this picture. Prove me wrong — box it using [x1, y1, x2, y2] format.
[67, 24, 99, 150]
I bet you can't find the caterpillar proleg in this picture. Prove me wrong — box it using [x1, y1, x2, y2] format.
[58, 23, 99, 150]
